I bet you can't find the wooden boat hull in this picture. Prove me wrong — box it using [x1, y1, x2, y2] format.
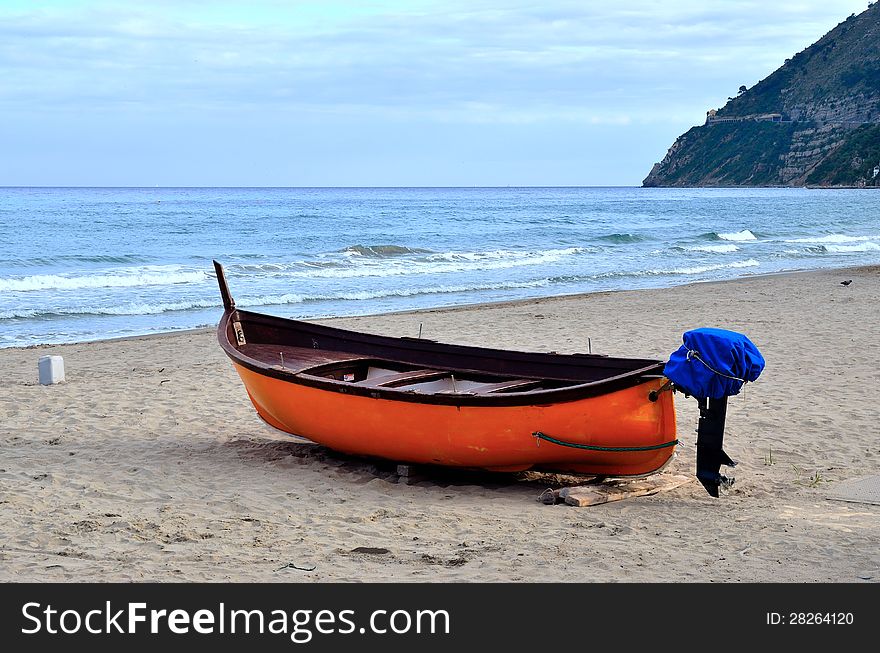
[212, 260, 678, 477]
[232, 361, 676, 475]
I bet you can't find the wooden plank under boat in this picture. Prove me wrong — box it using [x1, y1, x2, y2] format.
[213, 261, 677, 476]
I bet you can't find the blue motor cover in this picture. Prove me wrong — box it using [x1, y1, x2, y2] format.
[663, 328, 765, 400]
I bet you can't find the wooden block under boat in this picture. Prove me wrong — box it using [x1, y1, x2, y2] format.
[558, 474, 692, 507]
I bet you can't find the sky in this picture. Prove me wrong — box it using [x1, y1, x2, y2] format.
[0, 0, 871, 186]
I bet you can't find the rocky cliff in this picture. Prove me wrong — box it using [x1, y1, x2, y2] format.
[644, 3, 880, 187]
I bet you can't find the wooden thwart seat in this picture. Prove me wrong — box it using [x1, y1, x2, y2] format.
[359, 369, 449, 388]
[240, 344, 365, 372]
[475, 379, 543, 393]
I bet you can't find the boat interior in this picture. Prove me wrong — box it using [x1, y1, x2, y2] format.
[214, 261, 664, 397]
[231, 309, 663, 396]
[239, 342, 577, 395]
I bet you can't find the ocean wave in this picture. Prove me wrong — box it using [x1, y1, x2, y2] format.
[310, 279, 550, 302]
[716, 230, 757, 242]
[778, 247, 824, 256]
[239, 247, 590, 280]
[0, 266, 209, 292]
[424, 247, 585, 262]
[681, 244, 740, 253]
[0, 279, 551, 320]
[596, 233, 646, 244]
[0, 298, 221, 320]
[212, 278, 548, 306]
[0, 254, 153, 268]
[782, 242, 880, 255]
[230, 262, 305, 273]
[824, 242, 880, 253]
[340, 244, 434, 258]
[598, 259, 760, 278]
[558, 259, 762, 283]
[224, 247, 589, 281]
[784, 234, 877, 244]
[668, 259, 760, 274]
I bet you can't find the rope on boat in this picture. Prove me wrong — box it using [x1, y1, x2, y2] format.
[533, 432, 679, 452]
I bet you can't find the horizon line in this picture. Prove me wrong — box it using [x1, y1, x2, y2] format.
[0, 185, 645, 189]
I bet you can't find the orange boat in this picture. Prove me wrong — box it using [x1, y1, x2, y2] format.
[213, 261, 677, 477]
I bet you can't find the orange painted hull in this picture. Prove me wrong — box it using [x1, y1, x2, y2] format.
[233, 362, 677, 476]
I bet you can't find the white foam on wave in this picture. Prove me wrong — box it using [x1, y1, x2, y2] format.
[824, 242, 880, 253]
[0, 266, 208, 293]
[0, 279, 552, 320]
[784, 234, 877, 244]
[668, 259, 760, 275]
[426, 247, 584, 262]
[592, 259, 761, 281]
[717, 230, 757, 242]
[243, 247, 589, 281]
[0, 298, 220, 320]
[686, 244, 740, 253]
[247, 279, 550, 305]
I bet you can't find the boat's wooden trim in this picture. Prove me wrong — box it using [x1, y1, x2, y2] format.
[211, 260, 666, 408]
[234, 307, 654, 375]
[217, 309, 665, 407]
[213, 260, 235, 311]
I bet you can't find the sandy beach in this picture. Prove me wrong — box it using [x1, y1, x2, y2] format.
[1, 265, 878, 582]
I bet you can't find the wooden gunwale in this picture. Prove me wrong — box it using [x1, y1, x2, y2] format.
[217, 308, 666, 408]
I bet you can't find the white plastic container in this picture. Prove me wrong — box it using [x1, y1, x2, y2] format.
[38, 355, 65, 385]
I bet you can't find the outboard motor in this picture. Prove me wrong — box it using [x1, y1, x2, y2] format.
[664, 328, 765, 497]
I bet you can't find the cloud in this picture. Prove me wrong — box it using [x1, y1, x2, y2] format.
[0, 1, 870, 184]
[0, 0, 868, 121]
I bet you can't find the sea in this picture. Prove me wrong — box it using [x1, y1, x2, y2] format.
[1, 186, 878, 348]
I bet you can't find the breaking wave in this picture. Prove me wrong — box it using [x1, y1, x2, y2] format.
[784, 234, 877, 244]
[547, 259, 762, 285]
[681, 244, 740, 253]
[596, 259, 760, 278]
[666, 259, 760, 274]
[228, 247, 590, 280]
[340, 244, 434, 258]
[0, 279, 551, 320]
[0, 266, 209, 293]
[716, 230, 758, 242]
[823, 242, 880, 253]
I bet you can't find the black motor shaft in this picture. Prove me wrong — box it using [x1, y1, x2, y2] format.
[695, 396, 736, 497]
